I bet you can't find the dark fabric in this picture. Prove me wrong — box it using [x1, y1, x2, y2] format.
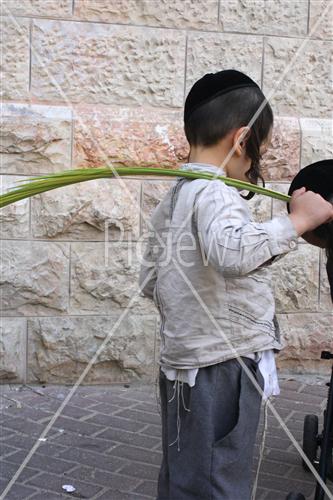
[184, 70, 261, 124]
[288, 159, 333, 204]
[157, 357, 265, 500]
[287, 159, 333, 245]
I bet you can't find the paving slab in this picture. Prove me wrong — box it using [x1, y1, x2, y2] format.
[1, 374, 333, 500]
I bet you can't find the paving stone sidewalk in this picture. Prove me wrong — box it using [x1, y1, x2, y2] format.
[1, 375, 332, 500]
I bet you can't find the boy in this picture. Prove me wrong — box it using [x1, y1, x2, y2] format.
[139, 70, 333, 499]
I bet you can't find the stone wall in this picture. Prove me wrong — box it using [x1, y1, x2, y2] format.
[1, 0, 332, 383]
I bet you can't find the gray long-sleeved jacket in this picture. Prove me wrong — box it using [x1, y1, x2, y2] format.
[139, 163, 299, 369]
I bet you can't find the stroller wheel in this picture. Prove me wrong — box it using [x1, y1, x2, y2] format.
[286, 493, 306, 500]
[302, 414, 319, 470]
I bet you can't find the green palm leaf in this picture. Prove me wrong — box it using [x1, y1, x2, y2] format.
[0, 167, 290, 209]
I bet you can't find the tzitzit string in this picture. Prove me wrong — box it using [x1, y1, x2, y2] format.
[168, 379, 191, 452]
[251, 397, 270, 500]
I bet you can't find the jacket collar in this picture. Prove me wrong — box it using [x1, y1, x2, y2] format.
[180, 162, 226, 176]
[179, 163, 246, 194]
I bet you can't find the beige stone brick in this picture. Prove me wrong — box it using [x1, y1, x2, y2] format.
[300, 118, 333, 167]
[0, 175, 30, 239]
[0, 318, 27, 382]
[27, 315, 158, 383]
[0, 17, 30, 100]
[2, 0, 72, 17]
[70, 241, 156, 315]
[186, 32, 262, 94]
[261, 117, 301, 182]
[31, 178, 141, 241]
[264, 37, 333, 118]
[74, 0, 219, 30]
[277, 312, 333, 375]
[73, 106, 188, 169]
[220, 0, 308, 36]
[31, 20, 186, 107]
[0, 103, 72, 174]
[0, 240, 69, 315]
[272, 243, 320, 313]
[309, 0, 333, 39]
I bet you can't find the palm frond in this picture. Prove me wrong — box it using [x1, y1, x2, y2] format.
[0, 167, 290, 209]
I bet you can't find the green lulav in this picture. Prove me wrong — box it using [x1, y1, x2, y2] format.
[0, 167, 290, 209]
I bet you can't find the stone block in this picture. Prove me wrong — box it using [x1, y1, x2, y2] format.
[272, 243, 320, 313]
[31, 20, 186, 107]
[31, 178, 141, 240]
[277, 313, 333, 374]
[309, 0, 333, 39]
[0, 17, 30, 100]
[0, 175, 30, 239]
[0, 103, 72, 174]
[261, 117, 301, 181]
[300, 118, 333, 167]
[220, 0, 308, 36]
[0, 240, 69, 316]
[0, 318, 27, 382]
[2, 0, 72, 16]
[70, 241, 156, 315]
[186, 32, 262, 94]
[27, 315, 158, 383]
[74, 0, 219, 29]
[73, 106, 188, 169]
[264, 37, 333, 118]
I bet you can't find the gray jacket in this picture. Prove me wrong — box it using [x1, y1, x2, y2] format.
[139, 163, 299, 369]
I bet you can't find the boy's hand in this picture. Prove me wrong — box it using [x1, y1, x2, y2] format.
[289, 187, 333, 236]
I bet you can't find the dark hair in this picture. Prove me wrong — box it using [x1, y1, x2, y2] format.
[184, 86, 274, 188]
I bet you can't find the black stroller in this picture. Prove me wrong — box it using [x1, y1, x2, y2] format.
[286, 160, 333, 500]
[287, 351, 333, 500]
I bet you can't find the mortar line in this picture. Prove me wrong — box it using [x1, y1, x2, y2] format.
[6, 15, 330, 41]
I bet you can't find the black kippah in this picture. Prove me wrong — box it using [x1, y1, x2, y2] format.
[184, 69, 261, 123]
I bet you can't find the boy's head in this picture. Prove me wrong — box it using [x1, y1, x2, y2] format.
[184, 70, 273, 185]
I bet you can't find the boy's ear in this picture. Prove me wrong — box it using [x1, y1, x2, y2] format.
[233, 126, 251, 156]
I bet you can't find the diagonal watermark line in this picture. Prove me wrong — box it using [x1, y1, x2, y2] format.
[171, 257, 333, 499]
[0, 266, 158, 500]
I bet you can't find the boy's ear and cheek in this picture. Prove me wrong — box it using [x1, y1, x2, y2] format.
[232, 127, 251, 156]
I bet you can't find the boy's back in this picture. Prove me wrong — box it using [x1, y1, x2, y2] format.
[140, 162, 297, 369]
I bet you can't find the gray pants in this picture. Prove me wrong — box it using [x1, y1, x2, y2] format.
[157, 357, 265, 500]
